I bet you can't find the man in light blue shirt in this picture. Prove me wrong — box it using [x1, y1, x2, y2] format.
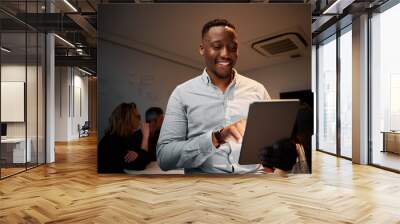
[157, 19, 271, 174]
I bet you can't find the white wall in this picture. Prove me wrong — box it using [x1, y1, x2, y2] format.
[55, 67, 89, 141]
[1, 65, 26, 81]
[98, 40, 199, 139]
[244, 57, 311, 99]
[55, 66, 68, 141]
[72, 72, 89, 138]
[1, 65, 27, 139]
[1, 63, 46, 163]
[1, 65, 41, 137]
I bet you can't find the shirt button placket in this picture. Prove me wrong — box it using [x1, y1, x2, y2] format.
[223, 94, 229, 126]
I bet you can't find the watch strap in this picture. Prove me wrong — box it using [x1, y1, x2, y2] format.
[213, 128, 225, 146]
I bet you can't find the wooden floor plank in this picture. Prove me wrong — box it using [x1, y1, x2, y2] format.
[1, 135, 400, 223]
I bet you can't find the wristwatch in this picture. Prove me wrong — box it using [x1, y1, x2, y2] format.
[213, 128, 225, 147]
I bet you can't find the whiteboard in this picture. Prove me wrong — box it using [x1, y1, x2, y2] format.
[1, 82, 25, 122]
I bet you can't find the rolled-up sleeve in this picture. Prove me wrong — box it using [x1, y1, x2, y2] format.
[261, 85, 272, 100]
[156, 87, 215, 171]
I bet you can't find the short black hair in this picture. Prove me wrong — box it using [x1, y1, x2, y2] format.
[201, 19, 236, 39]
[145, 107, 164, 123]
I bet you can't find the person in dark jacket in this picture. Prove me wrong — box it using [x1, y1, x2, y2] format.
[98, 102, 150, 173]
[260, 102, 313, 175]
[145, 107, 164, 161]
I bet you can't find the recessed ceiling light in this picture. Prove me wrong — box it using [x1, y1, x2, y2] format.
[323, 0, 354, 15]
[54, 34, 75, 48]
[78, 67, 93, 76]
[63, 0, 78, 12]
[1, 47, 11, 53]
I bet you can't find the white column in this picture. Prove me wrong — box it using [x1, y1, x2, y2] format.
[55, 67, 74, 141]
[46, 1, 56, 163]
[46, 33, 55, 163]
[352, 14, 369, 164]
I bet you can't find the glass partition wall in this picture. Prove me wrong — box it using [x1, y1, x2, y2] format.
[339, 27, 352, 159]
[316, 25, 353, 159]
[317, 35, 337, 155]
[0, 30, 27, 177]
[0, 2, 46, 179]
[370, 3, 400, 171]
[317, 0, 400, 172]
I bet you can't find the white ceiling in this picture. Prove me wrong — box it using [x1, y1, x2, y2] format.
[99, 4, 311, 72]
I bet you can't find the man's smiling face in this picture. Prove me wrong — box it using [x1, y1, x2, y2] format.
[200, 26, 238, 80]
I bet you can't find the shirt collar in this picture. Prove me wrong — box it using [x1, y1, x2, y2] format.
[200, 68, 239, 87]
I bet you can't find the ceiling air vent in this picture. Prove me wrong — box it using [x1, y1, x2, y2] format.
[251, 32, 307, 57]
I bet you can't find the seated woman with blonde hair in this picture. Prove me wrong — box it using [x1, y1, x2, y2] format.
[98, 102, 150, 173]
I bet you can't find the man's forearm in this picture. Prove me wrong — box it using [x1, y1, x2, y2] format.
[157, 131, 215, 171]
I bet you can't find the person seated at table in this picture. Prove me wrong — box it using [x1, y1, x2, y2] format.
[291, 102, 313, 173]
[98, 102, 150, 173]
[260, 102, 312, 175]
[260, 138, 298, 176]
[145, 107, 164, 161]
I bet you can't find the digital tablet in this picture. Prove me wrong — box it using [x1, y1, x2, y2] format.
[238, 100, 300, 165]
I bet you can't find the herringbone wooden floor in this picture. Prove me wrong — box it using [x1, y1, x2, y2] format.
[1, 135, 400, 223]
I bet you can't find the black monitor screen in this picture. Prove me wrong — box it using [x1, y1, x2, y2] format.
[280, 90, 313, 108]
[1, 123, 7, 136]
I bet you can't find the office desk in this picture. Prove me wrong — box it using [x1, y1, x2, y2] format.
[382, 131, 400, 154]
[1, 138, 31, 163]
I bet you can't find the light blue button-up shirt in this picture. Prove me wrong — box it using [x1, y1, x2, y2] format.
[157, 69, 271, 174]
